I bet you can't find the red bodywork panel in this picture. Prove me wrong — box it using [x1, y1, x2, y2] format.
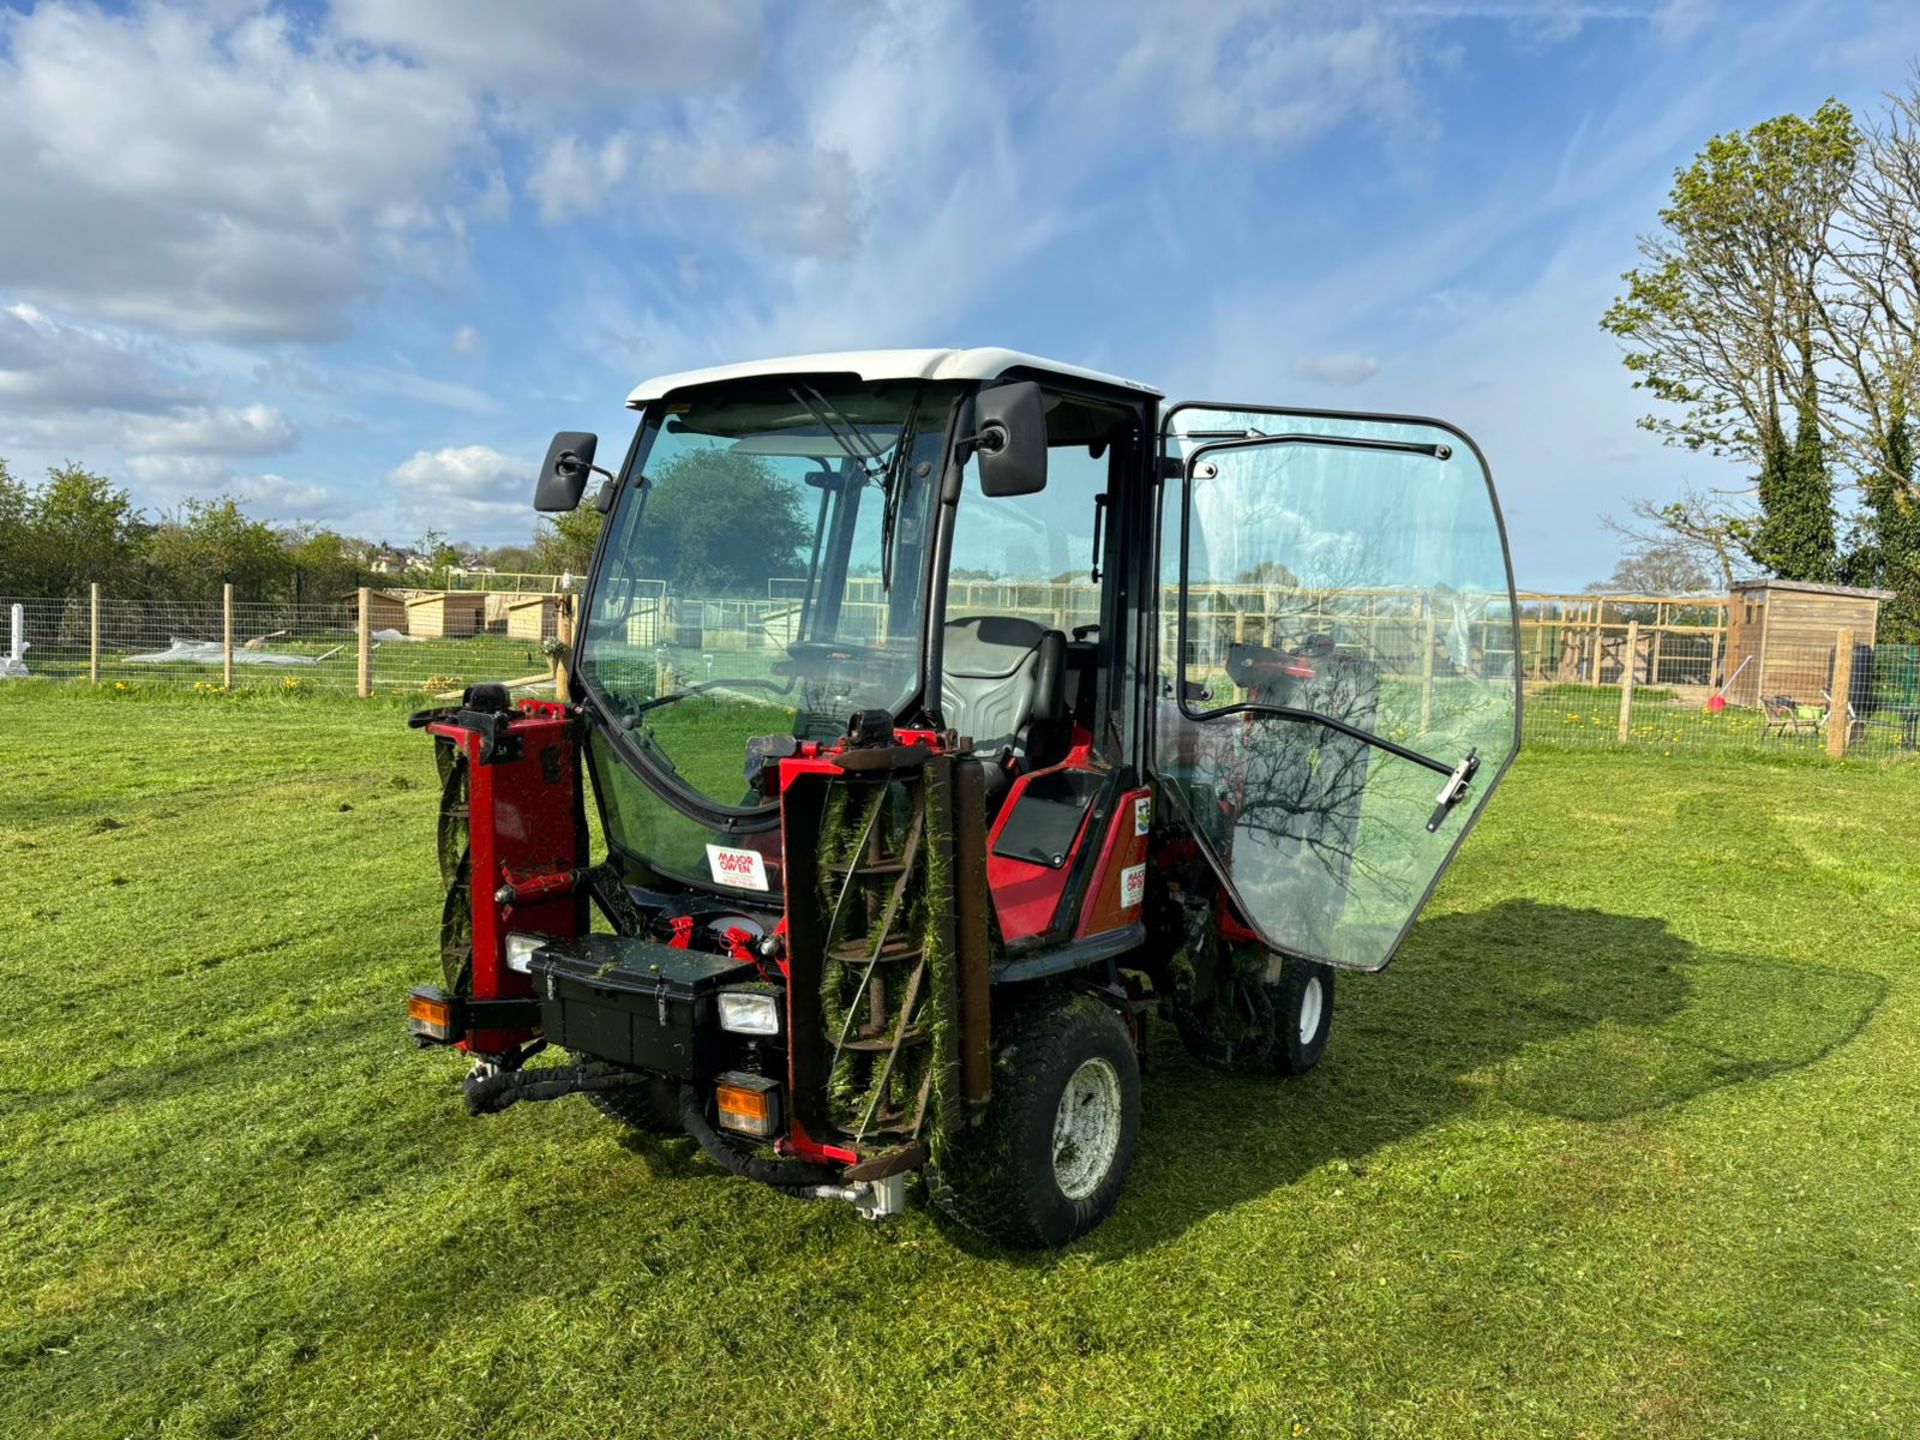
[427, 702, 584, 1055]
[984, 740, 1099, 943]
[1076, 786, 1153, 938]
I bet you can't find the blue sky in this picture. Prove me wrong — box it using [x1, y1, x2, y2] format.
[2, 0, 1918, 586]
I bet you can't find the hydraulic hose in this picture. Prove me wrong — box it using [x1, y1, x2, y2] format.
[676, 1084, 845, 1191]
[463, 1060, 639, 1116]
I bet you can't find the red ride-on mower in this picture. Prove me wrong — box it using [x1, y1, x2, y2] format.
[405, 349, 1521, 1247]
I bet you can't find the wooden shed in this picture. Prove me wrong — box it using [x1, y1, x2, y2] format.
[345, 589, 409, 633]
[504, 594, 560, 642]
[1722, 579, 1892, 707]
[404, 590, 488, 639]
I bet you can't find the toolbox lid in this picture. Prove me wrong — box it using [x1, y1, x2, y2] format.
[528, 935, 757, 995]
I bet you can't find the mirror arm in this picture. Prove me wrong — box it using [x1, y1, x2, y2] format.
[558, 452, 614, 483]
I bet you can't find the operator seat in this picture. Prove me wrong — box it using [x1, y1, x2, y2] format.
[940, 616, 1070, 787]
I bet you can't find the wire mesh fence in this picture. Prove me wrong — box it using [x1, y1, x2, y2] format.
[2, 582, 1915, 763]
[0, 589, 567, 698]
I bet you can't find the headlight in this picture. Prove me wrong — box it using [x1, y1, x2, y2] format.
[503, 932, 545, 974]
[718, 988, 781, 1036]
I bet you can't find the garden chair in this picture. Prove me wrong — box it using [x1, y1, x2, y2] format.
[1761, 694, 1822, 741]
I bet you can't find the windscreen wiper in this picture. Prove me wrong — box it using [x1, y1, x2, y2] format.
[790, 386, 884, 482]
[878, 391, 922, 592]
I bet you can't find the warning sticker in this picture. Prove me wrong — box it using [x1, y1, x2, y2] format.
[1120, 863, 1146, 909]
[1134, 795, 1152, 836]
[705, 844, 770, 892]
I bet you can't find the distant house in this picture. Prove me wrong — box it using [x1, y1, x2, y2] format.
[405, 591, 487, 638]
[1722, 579, 1893, 707]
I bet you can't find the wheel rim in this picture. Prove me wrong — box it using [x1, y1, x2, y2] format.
[1297, 976, 1324, 1044]
[1051, 1057, 1123, 1201]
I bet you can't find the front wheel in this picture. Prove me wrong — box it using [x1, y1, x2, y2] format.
[1172, 936, 1335, 1077]
[927, 992, 1140, 1248]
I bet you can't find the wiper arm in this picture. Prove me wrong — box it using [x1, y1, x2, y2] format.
[879, 391, 922, 592]
[790, 386, 884, 481]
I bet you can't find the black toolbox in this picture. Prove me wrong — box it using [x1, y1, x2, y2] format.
[528, 935, 757, 1080]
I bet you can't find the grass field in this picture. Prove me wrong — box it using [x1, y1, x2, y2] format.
[4, 686, 1919, 1438]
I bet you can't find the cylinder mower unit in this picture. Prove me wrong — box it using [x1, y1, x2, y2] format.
[397, 347, 1523, 1248]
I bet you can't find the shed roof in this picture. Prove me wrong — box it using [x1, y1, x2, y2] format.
[1729, 578, 1895, 601]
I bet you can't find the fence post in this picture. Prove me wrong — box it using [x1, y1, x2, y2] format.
[89, 581, 101, 685]
[357, 587, 373, 698]
[1828, 628, 1856, 759]
[222, 583, 234, 689]
[1617, 620, 1639, 743]
[1419, 596, 1436, 734]
[554, 595, 574, 702]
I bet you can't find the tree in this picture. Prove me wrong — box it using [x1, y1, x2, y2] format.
[1600, 486, 1748, 592]
[23, 463, 148, 597]
[1821, 71, 1920, 500]
[619, 450, 810, 594]
[282, 527, 372, 605]
[1751, 384, 1839, 580]
[532, 506, 605, 579]
[1602, 101, 1858, 580]
[0, 459, 28, 594]
[1586, 537, 1713, 594]
[144, 497, 292, 603]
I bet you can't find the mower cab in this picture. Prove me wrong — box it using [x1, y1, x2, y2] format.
[406, 348, 1520, 1246]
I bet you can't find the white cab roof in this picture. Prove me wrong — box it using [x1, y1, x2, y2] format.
[625, 347, 1160, 407]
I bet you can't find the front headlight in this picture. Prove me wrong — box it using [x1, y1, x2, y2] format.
[503, 932, 545, 974]
[718, 988, 781, 1036]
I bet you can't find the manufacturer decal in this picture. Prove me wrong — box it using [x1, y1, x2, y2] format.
[1120, 863, 1146, 910]
[706, 844, 770, 892]
[1134, 795, 1152, 836]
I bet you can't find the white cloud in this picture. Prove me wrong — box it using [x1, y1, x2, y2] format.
[530, 130, 864, 258]
[450, 325, 481, 355]
[389, 444, 531, 508]
[331, 0, 764, 110]
[1114, 6, 1423, 148]
[385, 443, 536, 541]
[1289, 353, 1382, 386]
[0, 4, 485, 341]
[0, 303, 203, 414]
[121, 403, 298, 457]
[124, 455, 340, 522]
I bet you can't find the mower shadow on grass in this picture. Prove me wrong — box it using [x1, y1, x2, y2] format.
[1057, 898, 1888, 1260]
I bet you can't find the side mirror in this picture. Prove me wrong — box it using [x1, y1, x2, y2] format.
[972, 382, 1047, 497]
[535, 430, 599, 512]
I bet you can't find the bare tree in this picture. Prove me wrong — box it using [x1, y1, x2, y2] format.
[1821, 70, 1920, 496]
[1600, 486, 1749, 592]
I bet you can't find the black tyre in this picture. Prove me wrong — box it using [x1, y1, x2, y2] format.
[587, 1073, 683, 1134]
[1172, 940, 1334, 1077]
[927, 992, 1140, 1248]
[1269, 957, 1334, 1077]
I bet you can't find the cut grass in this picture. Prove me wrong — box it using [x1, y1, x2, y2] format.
[3, 686, 1919, 1437]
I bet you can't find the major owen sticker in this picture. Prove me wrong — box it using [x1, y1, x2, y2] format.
[706, 844, 770, 892]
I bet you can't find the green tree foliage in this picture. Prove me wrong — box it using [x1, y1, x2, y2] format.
[589, 449, 811, 595]
[11, 463, 150, 596]
[1751, 388, 1839, 581]
[145, 498, 294, 603]
[283, 528, 373, 605]
[532, 506, 605, 579]
[1602, 101, 1858, 584]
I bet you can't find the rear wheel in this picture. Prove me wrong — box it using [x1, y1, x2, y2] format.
[927, 992, 1140, 1248]
[586, 1073, 683, 1134]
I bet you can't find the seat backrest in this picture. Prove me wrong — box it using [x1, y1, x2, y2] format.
[941, 616, 1063, 757]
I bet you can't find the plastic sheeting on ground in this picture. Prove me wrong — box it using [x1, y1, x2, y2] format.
[371, 628, 426, 643]
[124, 638, 317, 666]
